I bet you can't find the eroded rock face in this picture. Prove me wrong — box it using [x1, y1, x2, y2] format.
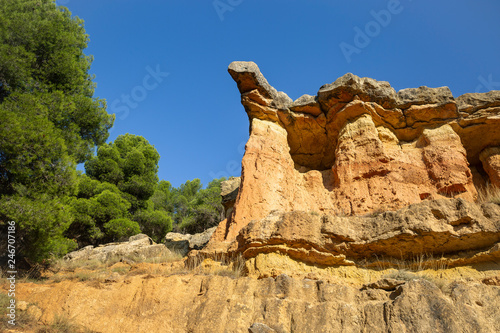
[236, 199, 500, 267]
[14, 274, 500, 333]
[480, 147, 500, 187]
[211, 62, 500, 249]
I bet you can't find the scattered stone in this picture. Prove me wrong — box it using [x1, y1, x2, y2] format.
[17, 300, 28, 311]
[164, 232, 191, 255]
[27, 305, 42, 321]
[104, 272, 121, 283]
[248, 322, 276, 333]
[362, 278, 405, 291]
[164, 227, 217, 256]
[189, 227, 217, 250]
[482, 276, 500, 286]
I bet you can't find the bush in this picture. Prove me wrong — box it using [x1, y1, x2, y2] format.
[103, 218, 140, 242]
[0, 194, 77, 262]
[133, 210, 172, 243]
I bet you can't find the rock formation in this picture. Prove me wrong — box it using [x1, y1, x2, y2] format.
[202, 61, 500, 277]
[64, 234, 170, 263]
[164, 226, 217, 256]
[220, 176, 241, 218]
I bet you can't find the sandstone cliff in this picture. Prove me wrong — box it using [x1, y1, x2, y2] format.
[203, 62, 500, 278]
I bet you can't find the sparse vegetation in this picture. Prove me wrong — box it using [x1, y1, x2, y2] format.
[184, 252, 246, 279]
[368, 253, 451, 291]
[0, 293, 38, 331]
[111, 266, 130, 275]
[44, 247, 243, 285]
[35, 313, 99, 333]
[476, 183, 500, 205]
[369, 253, 449, 271]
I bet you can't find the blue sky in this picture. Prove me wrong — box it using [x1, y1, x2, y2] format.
[60, 0, 500, 188]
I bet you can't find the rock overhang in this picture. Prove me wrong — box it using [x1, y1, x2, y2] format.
[200, 62, 500, 272]
[228, 61, 500, 168]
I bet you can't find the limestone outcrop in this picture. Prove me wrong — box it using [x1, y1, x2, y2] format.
[164, 227, 217, 256]
[220, 176, 241, 218]
[64, 234, 170, 263]
[203, 62, 500, 275]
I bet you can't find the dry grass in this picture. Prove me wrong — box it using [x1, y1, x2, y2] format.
[139, 250, 184, 264]
[367, 253, 452, 291]
[50, 258, 103, 273]
[476, 184, 500, 204]
[36, 313, 98, 333]
[0, 292, 38, 331]
[0, 294, 95, 333]
[12, 246, 247, 286]
[368, 253, 449, 271]
[47, 249, 184, 281]
[180, 252, 247, 279]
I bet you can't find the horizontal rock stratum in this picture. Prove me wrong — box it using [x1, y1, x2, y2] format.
[203, 61, 500, 274]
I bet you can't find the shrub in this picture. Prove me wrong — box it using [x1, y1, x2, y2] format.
[103, 218, 140, 242]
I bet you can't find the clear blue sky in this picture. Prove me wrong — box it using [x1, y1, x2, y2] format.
[60, 0, 500, 188]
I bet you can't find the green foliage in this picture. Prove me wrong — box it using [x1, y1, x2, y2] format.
[0, 1, 228, 263]
[177, 178, 226, 234]
[0, 93, 78, 196]
[76, 174, 101, 199]
[157, 177, 226, 234]
[93, 190, 131, 225]
[0, 194, 77, 262]
[66, 135, 161, 247]
[0, 0, 113, 263]
[85, 134, 160, 211]
[103, 218, 140, 242]
[66, 185, 132, 245]
[0, 0, 113, 163]
[133, 209, 172, 243]
[66, 196, 103, 245]
[149, 183, 170, 211]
